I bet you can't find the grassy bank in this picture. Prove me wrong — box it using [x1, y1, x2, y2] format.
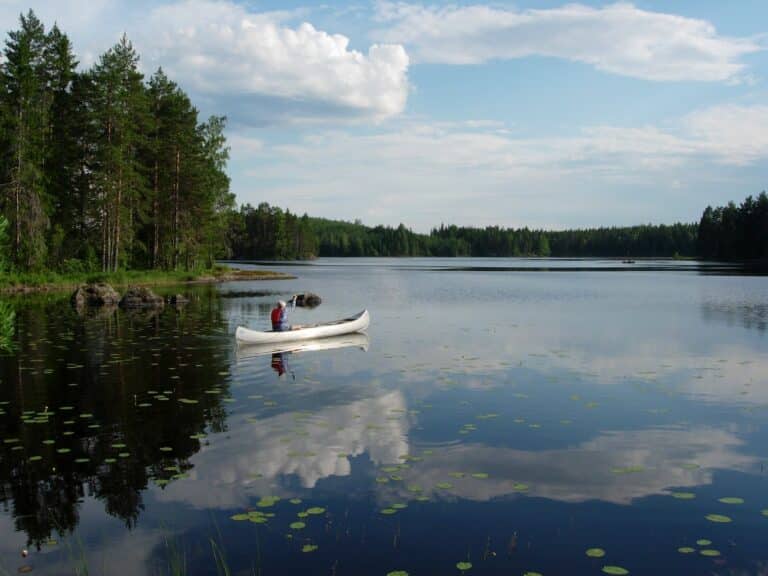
[0, 265, 294, 294]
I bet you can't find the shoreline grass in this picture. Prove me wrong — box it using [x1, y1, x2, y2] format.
[0, 266, 294, 294]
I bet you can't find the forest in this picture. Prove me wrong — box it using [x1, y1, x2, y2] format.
[227, 205, 700, 259]
[0, 11, 232, 274]
[697, 192, 768, 261]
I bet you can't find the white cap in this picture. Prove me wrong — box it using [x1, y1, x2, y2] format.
[278, 300, 287, 307]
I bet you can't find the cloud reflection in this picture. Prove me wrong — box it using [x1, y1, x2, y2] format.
[384, 426, 754, 505]
[155, 390, 409, 509]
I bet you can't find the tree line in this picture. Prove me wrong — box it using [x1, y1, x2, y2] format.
[0, 11, 233, 273]
[227, 194, 768, 261]
[697, 192, 768, 261]
[227, 207, 699, 259]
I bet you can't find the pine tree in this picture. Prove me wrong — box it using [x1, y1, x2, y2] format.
[0, 10, 50, 269]
[90, 35, 148, 271]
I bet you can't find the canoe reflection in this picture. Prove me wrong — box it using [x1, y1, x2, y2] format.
[236, 332, 369, 360]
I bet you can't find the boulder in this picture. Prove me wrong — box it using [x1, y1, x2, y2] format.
[295, 292, 322, 308]
[119, 286, 164, 309]
[71, 283, 120, 308]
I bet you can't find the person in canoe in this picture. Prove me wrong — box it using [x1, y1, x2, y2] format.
[271, 296, 297, 331]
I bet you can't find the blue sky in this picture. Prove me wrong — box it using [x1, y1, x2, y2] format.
[1, 0, 767, 231]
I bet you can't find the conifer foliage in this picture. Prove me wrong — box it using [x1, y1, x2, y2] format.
[0, 12, 233, 272]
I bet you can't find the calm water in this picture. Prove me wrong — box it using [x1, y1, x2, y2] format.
[1, 258, 767, 575]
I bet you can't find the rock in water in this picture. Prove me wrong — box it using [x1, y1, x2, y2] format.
[71, 283, 120, 308]
[296, 292, 322, 308]
[119, 286, 165, 309]
[169, 294, 190, 306]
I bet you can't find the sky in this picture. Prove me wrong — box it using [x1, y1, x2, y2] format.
[1, 0, 767, 231]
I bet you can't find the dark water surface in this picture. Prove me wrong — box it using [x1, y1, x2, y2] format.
[1, 258, 767, 575]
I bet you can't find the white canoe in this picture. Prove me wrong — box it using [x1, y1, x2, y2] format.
[235, 309, 370, 345]
[236, 333, 369, 358]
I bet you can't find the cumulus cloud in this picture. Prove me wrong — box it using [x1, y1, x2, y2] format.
[0, 0, 410, 123]
[373, 1, 762, 82]
[140, 0, 409, 121]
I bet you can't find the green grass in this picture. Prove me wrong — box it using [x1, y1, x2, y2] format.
[0, 265, 288, 292]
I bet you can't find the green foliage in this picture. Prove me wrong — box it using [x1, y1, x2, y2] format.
[0, 13, 232, 275]
[0, 216, 8, 272]
[698, 192, 768, 260]
[230, 207, 698, 259]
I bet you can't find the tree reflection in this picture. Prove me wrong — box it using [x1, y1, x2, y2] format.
[0, 291, 232, 547]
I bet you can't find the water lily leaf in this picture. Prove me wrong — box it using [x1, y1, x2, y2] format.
[586, 548, 606, 558]
[386, 571, 409, 576]
[601, 567, 629, 575]
[696, 539, 711, 546]
[456, 562, 472, 571]
[717, 497, 744, 505]
[705, 514, 732, 523]
[677, 547, 695, 554]
[699, 549, 720, 557]
[289, 522, 306, 530]
[302, 544, 318, 553]
[671, 492, 695, 500]
[306, 507, 325, 515]
[381, 508, 397, 515]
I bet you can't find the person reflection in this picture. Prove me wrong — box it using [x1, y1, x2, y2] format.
[271, 352, 294, 379]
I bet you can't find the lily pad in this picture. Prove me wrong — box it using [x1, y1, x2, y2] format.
[601, 567, 629, 575]
[456, 562, 472, 571]
[289, 522, 306, 530]
[705, 514, 732, 523]
[386, 571, 409, 576]
[677, 547, 695, 554]
[301, 544, 318, 553]
[717, 497, 744, 505]
[671, 492, 695, 500]
[436, 482, 453, 489]
[699, 549, 721, 557]
[306, 507, 325, 515]
[696, 539, 711, 546]
[470, 472, 488, 479]
[586, 548, 606, 558]
[289, 498, 302, 505]
[381, 508, 397, 515]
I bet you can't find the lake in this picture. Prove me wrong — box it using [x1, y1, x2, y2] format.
[1, 258, 767, 575]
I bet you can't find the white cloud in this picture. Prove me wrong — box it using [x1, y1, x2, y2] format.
[374, 1, 762, 82]
[140, 0, 409, 121]
[685, 105, 768, 165]
[235, 104, 768, 229]
[0, 0, 410, 123]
